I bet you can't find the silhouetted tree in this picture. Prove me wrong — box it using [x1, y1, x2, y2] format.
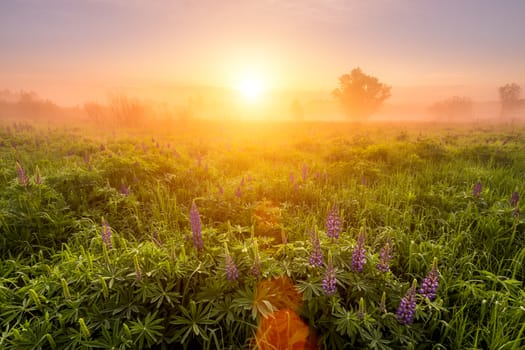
[499, 83, 523, 119]
[428, 96, 473, 121]
[332, 68, 391, 120]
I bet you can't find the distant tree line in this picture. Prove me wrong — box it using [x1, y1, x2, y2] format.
[0, 90, 61, 119]
[331, 68, 524, 122]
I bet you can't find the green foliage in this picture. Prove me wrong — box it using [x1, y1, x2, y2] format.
[0, 122, 524, 349]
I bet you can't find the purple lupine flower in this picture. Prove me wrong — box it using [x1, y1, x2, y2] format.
[396, 280, 417, 325]
[308, 229, 323, 267]
[251, 255, 261, 279]
[173, 149, 180, 158]
[377, 241, 392, 273]
[120, 183, 130, 196]
[419, 258, 439, 301]
[235, 185, 242, 199]
[16, 161, 29, 186]
[101, 218, 112, 249]
[100, 143, 105, 151]
[351, 229, 367, 273]
[196, 154, 202, 167]
[289, 172, 295, 185]
[322, 259, 337, 296]
[326, 205, 341, 240]
[302, 163, 308, 181]
[473, 181, 482, 197]
[510, 191, 519, 208]
[225, 253, 239, 282]
[218, 185, 224, 195]
[190, 202, 204, 252]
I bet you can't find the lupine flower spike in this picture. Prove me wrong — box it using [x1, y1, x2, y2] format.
[351, 227, 367, 272]
[419, 257, 440, 301]
[322, 251, 337, 296]
[225, 245, 239, 282]
[101, 217, 112, 249]
[357, 297, 366, 320]
[510, 191, 519, 207]
[326, 205, 341, 240]
[473, 181, 482, 197]
[377, 240, 392, 273]
[396, 279, 417, 325]
[308, 228, 323, 267]
[34, 166, 42, 185]
[302, 163, 308, 181]
[379, 291, 387, 314]
[190, 202, 204, 252]
[16, 160, 29, 186]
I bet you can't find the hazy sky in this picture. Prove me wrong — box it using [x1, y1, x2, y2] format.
[1, 0, 524, 104]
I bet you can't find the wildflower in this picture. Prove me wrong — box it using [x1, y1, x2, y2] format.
[120, 183, 130, 196]
[289, 172, 295, 184]
[218, 185, 224, 195]
[326, 205, 341, 240]
[377, 241, 392, 273]
[34, 166, 42, 185]
[322, 252, 337, 296]
[396, 280, 417, 325]
[100, 143, 105, 151]
[225, 253, 239, 282]
[419, 258, 440, 301]
[357, 297, 365, 320]
[351, 228, 366, 273]
[473, 181, 482, 197]
[308, 229, 323, 267]
[190, 202, 204, 252]
[101, 217, 112, 249]
[379, 291, 387, 314]
[302, 163, 308, 181]
[16, 160, 29, 186]
[251, 254, 261, 279]
[235, 185, 242, 199]
[510, 191, 519, 207]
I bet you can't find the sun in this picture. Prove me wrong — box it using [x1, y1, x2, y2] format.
[237, 76, 265, 102]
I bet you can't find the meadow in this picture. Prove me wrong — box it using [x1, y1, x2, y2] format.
[0, 120, 524, 349]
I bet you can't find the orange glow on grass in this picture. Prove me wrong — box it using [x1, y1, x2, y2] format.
[253, 276, 318, 349]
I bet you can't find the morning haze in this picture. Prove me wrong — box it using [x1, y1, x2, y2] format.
[1, 0, 524, 122]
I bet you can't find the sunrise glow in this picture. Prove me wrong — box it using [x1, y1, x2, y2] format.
[237, 77, 265, 102]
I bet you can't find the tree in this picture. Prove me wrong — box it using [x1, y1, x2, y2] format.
[499, 83, 523, 119]
[428, 96, 473, 121]
[332, 68, 391, 120]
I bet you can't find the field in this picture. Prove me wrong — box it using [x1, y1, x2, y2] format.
[1, 120, 524, 349]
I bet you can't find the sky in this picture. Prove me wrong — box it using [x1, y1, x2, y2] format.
[1, 0, 525, 106]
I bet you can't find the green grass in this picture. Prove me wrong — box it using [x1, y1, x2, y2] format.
[0, 120, 524, 349]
